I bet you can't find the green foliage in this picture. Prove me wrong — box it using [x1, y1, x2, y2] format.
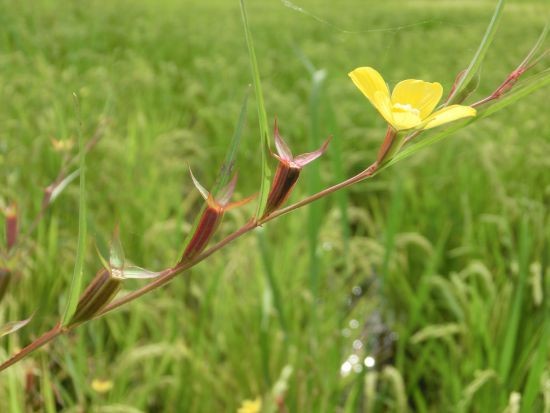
[0, 0, 549, 412]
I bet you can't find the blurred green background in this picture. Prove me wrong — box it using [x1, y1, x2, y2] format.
[0, 0, 549, 411]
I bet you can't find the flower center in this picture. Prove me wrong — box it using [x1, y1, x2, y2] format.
[392, 102, 420, 117]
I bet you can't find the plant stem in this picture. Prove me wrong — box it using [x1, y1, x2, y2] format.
[0, 158, 379, 372]
[100, 163, 377, 315]
[0, 325, 63, 372]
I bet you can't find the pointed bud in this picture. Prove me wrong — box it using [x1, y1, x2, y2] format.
[478, 29, 548, 106]
[5, 204, 18, 251]
[67, 268, 123, 327]
[263, 162, 301, 217]
[375, 126, 401, 166]
[263, 121, 331, 217]
[180, 170, 253, 263]
[446, 69, 480, 105]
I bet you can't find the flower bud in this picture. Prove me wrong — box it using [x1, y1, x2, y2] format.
[178, 170, 253, 263]
[5, 204, 18, 251]
[262, 120, 330, 218]
[68, 268, 123, 326]
[263, 162, 301, 217]
[181, 203, 224, 261]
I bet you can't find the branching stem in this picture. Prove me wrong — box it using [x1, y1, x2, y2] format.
[0, 161, 378, 372]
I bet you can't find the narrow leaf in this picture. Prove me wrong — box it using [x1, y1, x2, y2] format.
[49, 169, 80, 204]
[383, 120, 471, 170]
[212, 88, 250, 196]
[478, 69, 550, 119]
[122, 265, 161, 279]
[499, 219, 530, 380]
[95, 242, 110, 271]
[447, 0, 506, 104]
[240, 0, 272, 219]
[517, 24, 548, 70]
[62, 93, 88, 326]
[257, 227, 288, 333]
[189, 167, 210, 201]
[521, 322, 550, 412]
[0, 315, 33, 339]
[109, 226, 125, 272]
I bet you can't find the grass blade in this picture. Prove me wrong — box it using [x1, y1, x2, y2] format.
[61, 94, 88, 326]
[447, 0, 506, 103]
[49, 169, 80, 204]
[257, 228, 288, 334]
[521, 322, 550, 412]
[211, 87, 250, 196]
[240, 0, 272, 219]
[498, 219, 530, 380]
[0, 315, 33, 338]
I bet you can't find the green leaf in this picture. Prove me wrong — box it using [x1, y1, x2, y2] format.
[62, 93, 88, 326]
[521, 322, 550, 412]
[240, 0, 272, 219]
[447, 0, 506, 104]
[256, 227, 288, 333]
[382, 120, 472, 170]
[517, 24, 548, 70]
[109, 226, 125, 271]
[122, 265, 161, 279]
[0, 315, 33, 339]
[211, 87, 250, 197]
[40, 356, 56, 413]
[49, 169, 80, 204]
[450, 70, 481, 105]
[499, 219, 530, 380]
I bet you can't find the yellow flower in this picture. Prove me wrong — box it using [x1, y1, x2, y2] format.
[349, 67, 476, 131]
[91, 378, 113, 393]
[237, 397, 262, 413]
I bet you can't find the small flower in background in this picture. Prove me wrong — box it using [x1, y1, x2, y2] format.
[263, 120, 331, 217]
[91, 378, 113, 394]
[50, 137, 74, 152]
[237, 397, 262, 413]
[348, 67, 476, 132]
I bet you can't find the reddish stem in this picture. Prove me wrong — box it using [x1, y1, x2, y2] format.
[0, 325, 63, 372]
[1, 160, 379, 372]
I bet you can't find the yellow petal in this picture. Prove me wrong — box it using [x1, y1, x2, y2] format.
[91, 379, 113, 393]
[349, 67, 390, 104]
[422, 105, 476, 130]
[237, 397, 262, 413]
[391, 80, 443, 119]
[372, 91, 395, 126]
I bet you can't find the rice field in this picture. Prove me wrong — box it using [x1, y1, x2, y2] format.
[0, 0, 549, 412]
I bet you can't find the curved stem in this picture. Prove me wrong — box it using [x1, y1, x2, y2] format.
[100, 163, 377, 315]
[0, 324, 63, 372]
[1, 162, 377, 373]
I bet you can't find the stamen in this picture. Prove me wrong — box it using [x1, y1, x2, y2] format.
[392, 102, 420, 116]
